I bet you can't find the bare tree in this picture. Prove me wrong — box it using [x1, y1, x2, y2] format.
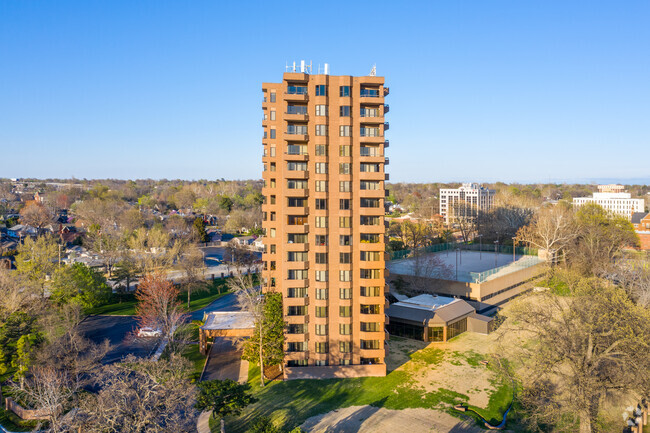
[226, 272, 266, 386]
[516, 204, 577, 263]
[0, 269, 41, 320]
[135, 272, 187, 350]
[502, 284, 650, 433]
[409, 252, 454, 293]
[177, 241, 207, 309]
[19, 201, 53, 231]
[607, 257, 650, 307]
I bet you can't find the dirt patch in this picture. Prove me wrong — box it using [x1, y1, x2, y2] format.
[301, 405, 485, 433]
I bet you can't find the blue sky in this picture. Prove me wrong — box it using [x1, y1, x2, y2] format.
[1, 1, 649, 183]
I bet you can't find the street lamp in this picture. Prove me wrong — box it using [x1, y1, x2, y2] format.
[494, 240, 499, 267]
[477, 234, 483, 260]
[512, 237, 517, 263]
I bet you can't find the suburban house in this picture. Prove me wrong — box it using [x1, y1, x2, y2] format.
[7, 224, 37, 239]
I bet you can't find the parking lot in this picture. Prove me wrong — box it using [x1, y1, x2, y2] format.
[77, 315, 159, 363]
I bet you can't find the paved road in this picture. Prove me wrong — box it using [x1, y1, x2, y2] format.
[77, 315, 158, 363]
[201, 337, 245, 381]
[190, 292, 242, 321]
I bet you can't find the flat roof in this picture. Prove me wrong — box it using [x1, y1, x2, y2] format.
[201, 311, 255, 331]
[387, 295, 476, 326]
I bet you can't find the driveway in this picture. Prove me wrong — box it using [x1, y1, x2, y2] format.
[191, 292, 242, 320]
[77, 315, 158, 363]
[201, 337, 247, 382]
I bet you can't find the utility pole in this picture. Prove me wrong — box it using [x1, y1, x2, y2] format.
[512, 237, 516, 263]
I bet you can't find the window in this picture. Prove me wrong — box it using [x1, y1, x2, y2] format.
[287, 85, 308, 95]
[288, 252, 308, 261]
[315, 199, 327, 210]
[360, 163, 380, 172]
[361, 322, 381, 332]
[270, 244, 276, 254]
[340, 324, 351, 335]
[270, 129, 276, 139]
[315, 144, 328, 156]
[287, 144, 307, 155]
[315, 104, 328, 116]
[315, 181, 328, 192]
[270, 92, 276, 103]
[315, 288, 328, 300]
[288, 124, 308, 135]
[360, 107, 379, 117]
[360, 252, 381, 262]
[340, 287, 352, 299]
[339, 306, 351, 317]
[339, 270, 351, 282]
[269, 228, 276, 238]
[360, 304, 380, 314]
[447, 318, 468, 340]
[287, 306, 306, 316]
[315, 85, 327, 96]
[270, 146, 276, 157]
[360, 180, 380, 190]
[315, 216, 328, 228]
[339, 145, 351, 157]
[360, 269, 381, 279]
[287, 162, 307, 171]
[315, 360, 328, 366]
[340, 105, 351, 116]
[315, 306, 328, 318]
[287, 342, 307, 352]
[339, 125, 351, 137]
[428, 327, 444, 342]
[314, 342, 329, 353]
[339, 181, 351, 192]
[339, 359, 351, 365]
[340, 253, 351, 264]
[315, 253, 328, 264]
[315, 324, 328, 336]
[287, 324, 305, 334]
[270, 110, 276, 121]
[339, 341, 352, 353]
[315, 235, 328, 246]
[287, 179, 307, 189]
[360, 216, 381, 226]
[269, 178, 276, 188]
[286, 104, 307, 115]
[340, 199, 350, 210]
[287, 359, 308, 367]
[288, 234, 307, 243]
[339, 86, 350, 97]
[360, 340, 381, 350]
[339, 163, 351, 174]
[339, 217, 351, 228]
[360, 198, 380, 208]
[360, 146, 379, 157]
[288, 270, 308, 280]
[315, 125, 327, 136]
[360, 87, 379, 97]
[340, 235, 351, 246]
[288, 197, 306, 207]
[315, 162, 328, 174]
[315, 270, 328, 282]
[287, 288, 307, 298]
[270, 162, 276, 172]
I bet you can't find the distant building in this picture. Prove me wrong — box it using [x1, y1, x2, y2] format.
[439, 183, 495, 225]
[632, 212, 650, 250]
[573, 186, 644, 220]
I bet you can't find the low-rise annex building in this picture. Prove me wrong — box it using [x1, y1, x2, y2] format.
[386, 294, 493, 342]
[199, 311, 255, 355]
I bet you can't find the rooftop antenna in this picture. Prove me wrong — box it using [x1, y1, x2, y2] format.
[369, 64, 376, 76]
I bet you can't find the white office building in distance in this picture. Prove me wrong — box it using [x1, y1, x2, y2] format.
[573, 186, 644, 220]
[439, 183, 495, 224]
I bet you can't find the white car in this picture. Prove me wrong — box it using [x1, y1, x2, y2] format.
[137, 327, 162, 338]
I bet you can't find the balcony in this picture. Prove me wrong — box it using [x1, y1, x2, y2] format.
[284, 86, 308, 102]
[287, 170, 308, 180]
[286, 223, 309, 234]
[285, 133, 309, 142]
[283, 72, 309, 82]
[360, 171, 385, 181]
[384, 104, 389, 114]
[384, 122, 389, 131]
[385, 173, 389, 181]
[283, 152, 309, 162]
[284, 278, 309, 288]
[384, 139, 389, 148]
[359, 89, 383, 105]
[385, 157, 390, 165]
[289, 206, 309, 215]
[285, 188, 309, 197]
[285, 113, 309, 122]
[383, 87, 390, 96]
[285, 242, 309, 252]
[287, 260, 309, 271]
[360, 189, 385, 199]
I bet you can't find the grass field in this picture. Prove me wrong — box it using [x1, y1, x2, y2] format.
[86, 278, 231, 316]
[213, 342, 514, 433]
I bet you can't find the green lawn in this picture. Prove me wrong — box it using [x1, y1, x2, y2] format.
[0, 371, 42, 432]
[213, 345, 514, 433]
[87, 278, 231, 316]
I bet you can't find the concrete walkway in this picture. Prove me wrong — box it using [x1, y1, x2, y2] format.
[201, 337, 245, 382]
[197, 410, 212, 433]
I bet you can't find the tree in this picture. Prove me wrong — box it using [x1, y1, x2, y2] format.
[450, 202, 478, 243]
[193, 217, 209, 243]
[12, 332, 44, 388]
[241, 291, 284, 377]
[50, 262, 112, 309]
[112, 255, 139, 293]
[195, 379, 256, 433]
[608, 257, 650, 307]
[0, 269, 41, 321]
[19, 201, 52, 230]
[504, 284, 650, 433]
[516, 204, 577, 264]
[224, 241, 256, 273]
[0, 312, 38, 377]
[569, 203, 639, 275]
[135, 273, 186, 348]
[15, 235, 58, 295]
[177, 241, 207, 308]
[249, 417, 280, 433]
[70, 354, 198, 433]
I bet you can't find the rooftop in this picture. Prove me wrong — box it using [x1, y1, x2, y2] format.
[201, 311, 255, 331]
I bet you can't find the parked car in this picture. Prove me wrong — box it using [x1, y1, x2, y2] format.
[137, 327, 162, 338]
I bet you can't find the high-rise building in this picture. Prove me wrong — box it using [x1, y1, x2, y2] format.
[439, 183, 495, 225]
[261, 63, 389, 379]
